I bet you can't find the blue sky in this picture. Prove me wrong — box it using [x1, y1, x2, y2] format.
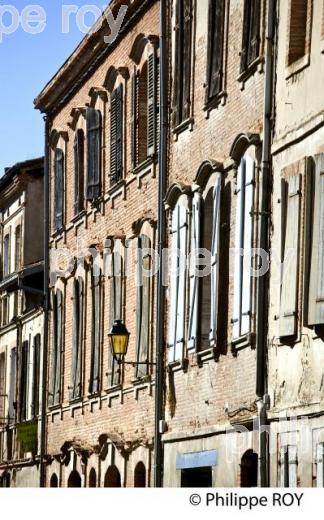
[0, 0, 108, 174]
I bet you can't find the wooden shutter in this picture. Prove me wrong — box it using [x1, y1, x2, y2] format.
[168, 206, 179, 362]
[86, 108, 101, 200]
[74, 129, 85, 214]
[54, 290, 62, 405]
[48, 291, 56, 407]
[0, 353, 5, 424]
[110, 85, 123, 185]
[54, 148, 64, 230]
[71, 278, 83, 400]
[172, 0, 183, 127]
[108, 248, 122, 387]
[131, 70, 139, 168]
[288, 445, 298, 487]
[19, 341, 28, 422]
[89, 269, 101, 394]
[241, 156, 254, 336]
[233, 160, 245, 339]
[317, 444, 324, 487]
[15, 225, 21, 271]
[182, 0, 192, 122]
[147, 49, 157, 157]
[240, 0, 250, 72]
[31, 334, 40, 417]
[136, 235, 151, 378]
[210, 175, 222, 344]
[280, 446, 289, 487]
[8, 348, 16, 423]
[207, 0, 225, 100]
[279, 175, 301, 338]
[188, 192, 201, 350]
[248, 0, 261, 65]
[308, 154, 324, 325]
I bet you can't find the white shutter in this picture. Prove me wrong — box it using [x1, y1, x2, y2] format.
[233, 160, 245, 339]
[241, 156, 254, 335]
[188, 192, 201, 350]
[279, 175, 301, 337]
[308, 154, 324, 325]
[175, 204, 188, 360]
[288, 445, 298, 487]
[210, 175, 221, 345]
[168, 206, 180, 362]
[317, 443, 324, 487]
[279, 446, 288, 487]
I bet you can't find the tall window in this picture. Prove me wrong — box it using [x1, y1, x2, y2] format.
[19, 340, 29, 422]
[86, 108, 102, 200]
[287, 0, 310, 66]
[15, 225, 22, 271]
[168, 196, 188, 363]
[0, 353, 5, 426]
[54, 148, 64, 231]
[240, 0, 261, 73]
[8, 348, 16, 424]
[279, 446, 297, 487]
[110, 85, 123, 186]
[70, 278, 84, 400]
[206, 0, 226, 101]
[49, 290, 63, 407]
[3, 234, 10, 278]
[188, 175, 222, 352]
[74, 129, 85, 214]
[173, 0, 192, 127]
[135, 234, 151, 378]
[89, 267, 101, 395]
[108, 240, 123, 387]
[31, 334, 41, 418]
[232, 153, 255, 340]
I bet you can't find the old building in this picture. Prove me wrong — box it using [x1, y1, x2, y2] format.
[268, 0, 324, 487]
[34, 0, 160, 487]
[0, 157, 44, 487]
[161, 0, 268, 487]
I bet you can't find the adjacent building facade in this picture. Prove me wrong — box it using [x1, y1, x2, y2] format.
[0, 158, 44, 487]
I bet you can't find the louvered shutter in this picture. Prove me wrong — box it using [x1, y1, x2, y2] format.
[136, 235, 151, 378]
[55, 290, 62, 405]
[86, 108, 101, 200]
[210, 176, 222, 344]
[240, 0, 250, 72]
[131, 70, 139, 168]
[20, 341, 28, 422]
[188, 192, 201, 350]
[172, 0, 183, 127]
[108, 248, 122, 387]
[75, 278, 83, 398]
[279, 175, 301, 338]
[174, 204, 187, 360]
[233, 160, 245, 339]
[168, 207, 179, 362]
[147, 49, 157, 157]
[70, 280, 78, 400]
[8, 349, 16, 422]
[280, 447, 289, 487]
[248, 0, 260, 66]
[111, 85, 123, 185]
[31, 334, 40, 417]
[317, 444, 324, 487]
[71, 279, 83, 400]
[288, 446, 298, 487]
[74, 129, 85, 214]
[89, 270, 101, 394]
[207, 0, 225, 100]
[54, 148, 64, 230]
[182, 0, 192, 122]
[308, 154, 324, 325]
[49, 291, 56, 407]
[241, 156, 254, 335]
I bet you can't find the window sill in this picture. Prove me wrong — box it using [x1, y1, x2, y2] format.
[237, 56, 264, 89]
[133, 157, 154, 176]
[231, 333, 255, 352]
[203, 91, 227, 117]
[168, 358, 189, 373]
[51, 227, 65, 240]
[285, 54, 310, 80]
[69, 397, 83, 406]
[108, 179, 125, 197]
[70, 209, 86, 225]
[105, 384, 122, 394]
[173, 118, 194, 139]
[196, 346, 218, 364]
[132, 374, 151, 386]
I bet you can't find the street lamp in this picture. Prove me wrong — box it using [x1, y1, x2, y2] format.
[108, 320, 130, 363]
[108, 319, 156, 367]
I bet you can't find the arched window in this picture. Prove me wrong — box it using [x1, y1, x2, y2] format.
[104, 465, 121, 487]
[50, 473, 58, 487]
[67, 470, 81, 488]
[88, 468, 97, 488]
[134, 462, 146, 487]
[240, 450, 258, 487]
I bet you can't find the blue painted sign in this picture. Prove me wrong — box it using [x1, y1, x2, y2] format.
[176, 449, 218, 469]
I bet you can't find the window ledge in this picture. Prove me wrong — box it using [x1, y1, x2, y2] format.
[231, 333, 255, 352]
[108, 179, 125, 197]
[132, 374, 151, 386]
[70, 209, 86, 225]
[237, 56, 264, 89]
[173, 118, 194, 139]
[168, 358, 189, 373]
[203, 91, 227, 117]
[285, 54, 310, 80]
[105, 384, 122, 394]
[196, 346, 218, 364]
[133, 157, 154, 175]
[69, 397, 83, 406]
[51, 227, 65, 240]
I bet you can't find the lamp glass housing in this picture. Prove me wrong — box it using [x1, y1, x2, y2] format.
[108, 320, 130, 359]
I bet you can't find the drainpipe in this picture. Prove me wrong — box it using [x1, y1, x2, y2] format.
[256, 0, 276, 488]
[39, 115, 50, 488]
[154, 0, 168, 488]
